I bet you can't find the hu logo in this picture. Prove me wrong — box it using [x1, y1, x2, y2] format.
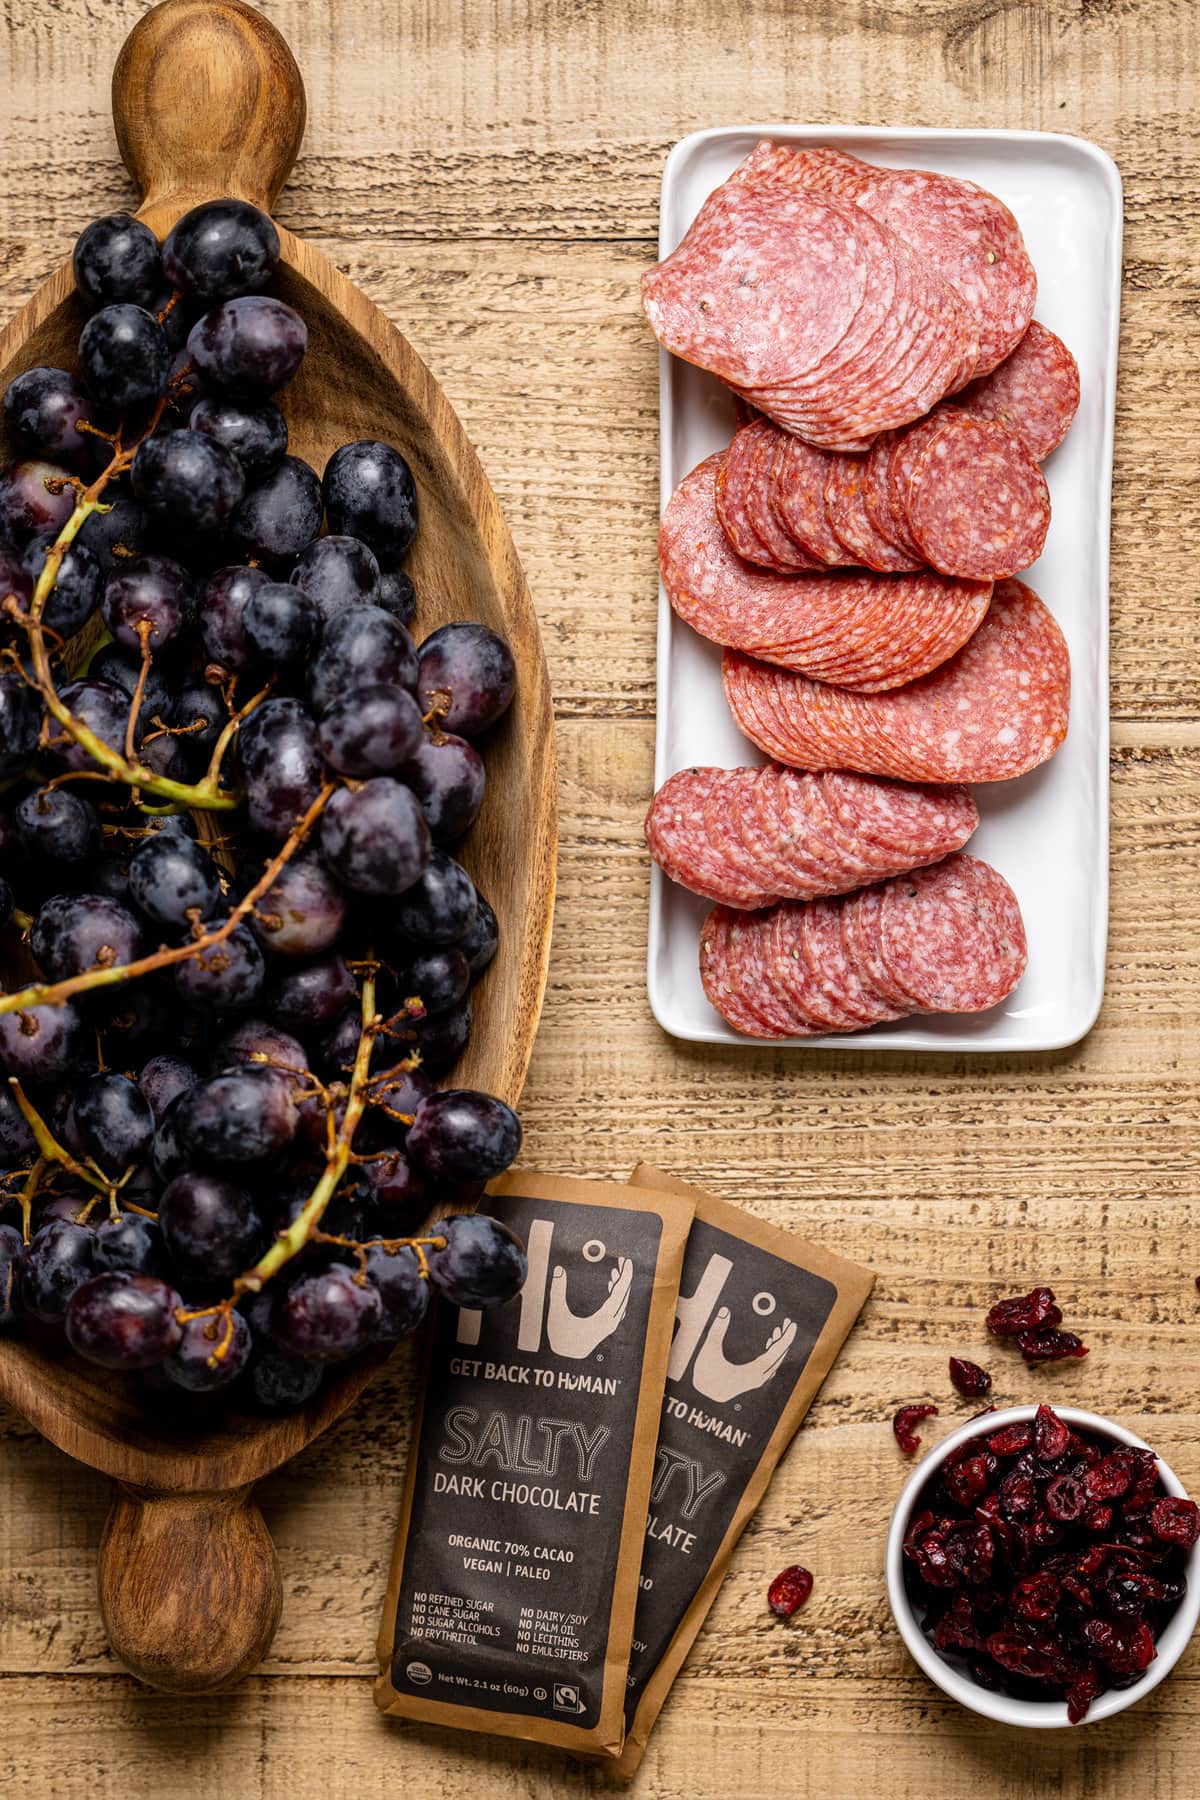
[457, 1219, 633, 1358]
[670, 1251, 797, 1403]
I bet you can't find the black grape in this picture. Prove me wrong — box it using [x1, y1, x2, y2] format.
[426, 1214, 527, 1309]
[0, 458, 78, 545]
[159, 1172, 262, 1278]
[102, 552, 195, 651]
[249, 1349, 323, 1411]
[406, 1089, 522, 1182]
[22, 535, 104, 638]
[78, 304, 170, 411]
[375, 567, 415, 625]
[162, 199, 280, 303]
[403, 731, 485, 842]
[173, 921, 264, 1012]
[94, 1214, 168, 1277]
[76, 491, 149, 571]
[243, 581, 318, 665]
[128, 832, 222, 929]
[366, 1245, 429, 1341]
[73, 1072, 155, 1172]
[65, 1271, 182, 1370]
[322, 440, 418, 562]
[264, 954, 355, 1034]
[308, 604, 417, 713]
[51, 678, 131, 771]
[289, 534, 378, 621]
[229, 455, 323, 565]
[165, 1307, 252, 1391]
[0, 1002, 82, 1080]
[21, 1219, 96, 1322]
[316, 683, 424, 777]
[131, 430, 245, 536]
[73, 214, 162, 311]
[3, 368, 93, 463]
[237, 697, 324, 839]
[190, 394, 287, 482]
[249, 858, 345, 958]
[318, 779, 429, 897]
[170, 679, 226, 764]
[0, 671, 40, 776]
[395, 947, 470, 1016]
[0, 1086, 36, 1168]
[201, 564, 270, 672]
[394, 850, 477, 945]
[178, 1066, 297, 1165]
[458, 891, 499, 980]
[215, 1018, 309, 1076]
[380, 997, 471, 1078]
[32, 893, 143, 981]
[15, 788, 100, 864]
[274, 1263, 381, 1362]
[187, 296, 307, 395]
[139, 1054, 198, 1122]
[417, 622, 516, 738]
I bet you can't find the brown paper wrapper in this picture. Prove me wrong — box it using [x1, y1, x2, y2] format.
[374, 1170, 695, 1755]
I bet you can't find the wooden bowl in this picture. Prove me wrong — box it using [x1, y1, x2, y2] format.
[0, 0, 556, 1694]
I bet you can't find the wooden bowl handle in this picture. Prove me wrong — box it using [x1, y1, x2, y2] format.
[111, 0, 306, 230]
[98, 1481, 283, 1692]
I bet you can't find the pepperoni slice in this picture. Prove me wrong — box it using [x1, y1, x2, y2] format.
[954, 321, 1080, 461]
[904, 415, 1050, 581]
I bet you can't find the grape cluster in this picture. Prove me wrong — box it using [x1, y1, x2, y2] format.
[0, 200, 527, 1412]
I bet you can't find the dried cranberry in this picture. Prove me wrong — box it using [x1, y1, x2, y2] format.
[1034, 1403, 1072, 1462]
[985, 1628, 1058, 1681]
[945, 1452, 991, 1509]
[893, 1402, 938, 1456]
[1082, 1616, 1157, 1676]
[1084, 1456, 1132, 1502]
[948, 1520, 996, 1585]
[1045, 1473, 1089, 1523]
[987, 1422, 1034, 1457]
[949, 1356, 993, 1398]
[1061, 1573, 1094, 1611]
[933, 1592, 983, 1653]
[1018, 1326, 1089, 1364]
[767, 1564, 813, 1618]
[1150, 1496, 1200, 1548]
[1085, 1504, 1114, 1535]
[986, 1287, 1061, 1338]
[999, 1469, 1038, 1520]
[1066, 1666, 1101, 1723]
[1011, 1570, 1061, 1623]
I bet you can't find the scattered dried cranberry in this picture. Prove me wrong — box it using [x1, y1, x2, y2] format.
[767, 1564, 813, 1618]
[902, 1406, 1192, 1724]
[949, 1356, 992, 1398]
[1018, 1327, 1089, 1364]
[893, 1403, 938, 1456]
[1150, 1497, 1200, 1548]
[986, 1287, 1061, 1338]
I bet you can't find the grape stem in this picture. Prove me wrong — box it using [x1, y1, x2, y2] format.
[0, 782, 336, 1019]
[2, 385, 262, 814]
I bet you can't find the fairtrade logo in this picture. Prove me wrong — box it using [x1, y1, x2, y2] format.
[457, 1220, 632, 1358]
[670, 1251, 797, 1403]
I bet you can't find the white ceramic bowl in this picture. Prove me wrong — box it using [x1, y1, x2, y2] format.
[886, 1405, 1200, 1728]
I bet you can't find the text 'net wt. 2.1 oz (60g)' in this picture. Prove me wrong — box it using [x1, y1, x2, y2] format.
[374, 1166, 874, 1767]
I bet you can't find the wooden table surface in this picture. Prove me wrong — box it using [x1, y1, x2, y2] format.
[0, 0, 1197, 1793]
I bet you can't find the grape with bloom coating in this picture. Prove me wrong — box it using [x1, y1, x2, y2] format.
[73, 1072, 155, 1173]
[367, 1245, 430, 1341]
[395, 850, 477, 945]
[187, 296, 307, 396]
[65, 1271, 183, 1370]
[102, 553, 195, 651]
[322, 440, 418, 561]
[417, 621, 516, 738]
[138, 1055, 197, 1122]
[274, 1263, 382, 1363]
[173, 922, 264, 1012]
[159, 1172, 263, 1278]
[290, 534, 379, 621]
[250, 1349, 323, 1411]
[0, 672, 40, 777]
[128, 832, 223, 929]
[0, 1224, 22, 1327]
[230, 455, 323, 565]
[165, 1308, 253, 1391]
[190, 394, 287, 482]
[201, 564, 270, 672]
[50, 678, 131, 772]
[249, 859, 346, 958]
[426, 1214, 527, 1309]
[32, 892, 142, 982]
[94, 1215, 167, 1278]
[319, 778, 430, 896]
[0, 458, 78, 544]
[264, 954, 355, 1034]
[0, 1002, 82, 1080]
[21, 1220, 96, 1322]
[244, 581, 318, 665]
[407, 1089, 522, 1182]
[3, 368, 92, 463]
[237, 697, 324, 840]
[163, 199, 280, 303]
[457, 891, 499, 980]
[22, 535, 104, 637]
[403, 731, 485, 841]
[309, 604, 418, 713]
[178, 1067, 297, 1165]
[74, 214, 162, 311]
[79, 304, 170, 411]
[132, 430, 245, 536]
[16, 788, 100, 864]
[316, 683, 424, 776]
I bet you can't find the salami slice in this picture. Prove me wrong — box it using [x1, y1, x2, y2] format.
[823, 454, 922, 572]
[904, 414, 1050, 581]
[877, 855, 1027, 1013]
[954, 321, 1080, 461]
[774, 434, 846, 564]
[698, 854, 1026, 1039]
[722, 580, 1069, 784]
[744, 428, 822, 571]
[714, 426, 773, 567]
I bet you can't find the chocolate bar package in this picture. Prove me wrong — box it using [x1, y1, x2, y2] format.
[375, 1170, 694, 1754]
[612, 1164, 874, 1776]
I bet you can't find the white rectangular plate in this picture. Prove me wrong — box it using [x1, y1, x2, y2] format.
[647, 125, 1121, 1053]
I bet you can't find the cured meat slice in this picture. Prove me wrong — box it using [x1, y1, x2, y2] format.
[774, 434, 846, 564]
[731, 140, 875, 203]
[722, 580, 1070, 784]
[904, 414, 1050, 581]
[954, 321, 1080, 461]
[644, 765, 978, 907]
[662, 457, 990, 688]
[698, 854, 1027, 1039]
[877, 855, 1027, 1012]
[714, 425, 774, 566]
[851, 167, 1037, 377]
[641, 185, 876, 390]
[744, 429, 822, 571]
[823, 454, 922, 573]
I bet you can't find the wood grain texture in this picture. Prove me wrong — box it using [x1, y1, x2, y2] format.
[0, 0, 1196, 1790]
